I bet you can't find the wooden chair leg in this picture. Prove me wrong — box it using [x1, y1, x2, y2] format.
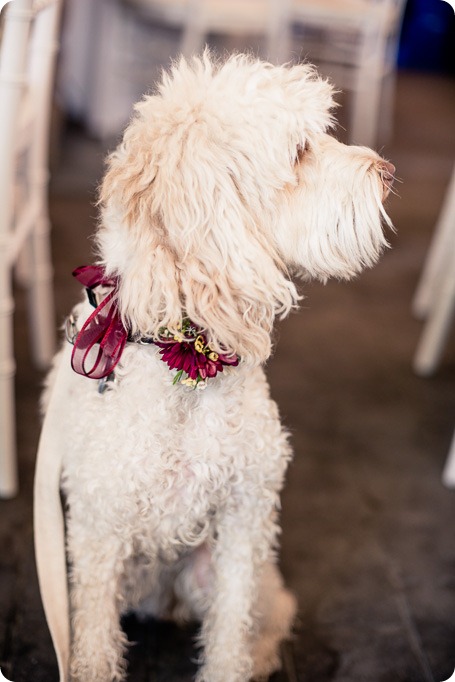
[442, 430, 455, 489]
[413, 166, 455, 320]
[27, 212, 56, 369]
[0, 267, 18, 498]
[181, 20, 205, 58]
[413, 255, 455, 377]
[349, 24, 387, 149]
[377, 67, 396, 145]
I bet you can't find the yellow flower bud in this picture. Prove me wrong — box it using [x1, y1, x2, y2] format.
[208, 351, 219, 361]
[194, 335, 205, 353]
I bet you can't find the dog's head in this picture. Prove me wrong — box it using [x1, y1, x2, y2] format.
[97, 53, 393, 364]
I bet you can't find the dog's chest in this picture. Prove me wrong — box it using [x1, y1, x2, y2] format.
[125, 417, 238, 546]
[61, 356, 267, 549]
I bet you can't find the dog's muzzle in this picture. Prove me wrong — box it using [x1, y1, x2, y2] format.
[380, 161, 396, 200]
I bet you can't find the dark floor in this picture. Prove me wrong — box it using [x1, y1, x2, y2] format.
[1, 47, 455, 682]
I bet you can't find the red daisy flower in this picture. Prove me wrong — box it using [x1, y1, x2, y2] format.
[155, 323, 239, 387]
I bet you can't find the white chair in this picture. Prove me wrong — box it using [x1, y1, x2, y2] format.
[0, 0, 61, 498]
[412, 164, 455, 488]
[413, 164, 455, 377]
[288, 0, 407, 148]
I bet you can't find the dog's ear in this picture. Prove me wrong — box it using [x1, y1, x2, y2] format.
[97, 55, 336, 363]
[97, 121, 184, 347]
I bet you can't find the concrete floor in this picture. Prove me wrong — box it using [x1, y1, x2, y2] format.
[0, 39, 454, 682]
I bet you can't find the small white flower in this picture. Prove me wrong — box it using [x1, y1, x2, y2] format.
[181, 377, 197, 388]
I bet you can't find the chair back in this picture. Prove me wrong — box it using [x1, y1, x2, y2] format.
[0, 0, 61, 498]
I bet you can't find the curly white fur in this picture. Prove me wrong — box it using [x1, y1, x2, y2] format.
[36, 52, 394, 682]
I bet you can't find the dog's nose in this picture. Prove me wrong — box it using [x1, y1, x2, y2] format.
[379, 160, 395, 200]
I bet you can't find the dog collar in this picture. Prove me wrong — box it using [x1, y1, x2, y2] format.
[68, 265, 239, 388]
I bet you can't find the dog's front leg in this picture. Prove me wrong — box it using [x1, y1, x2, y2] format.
[67, 521, 129, 682]
[197, 506, 270, 682]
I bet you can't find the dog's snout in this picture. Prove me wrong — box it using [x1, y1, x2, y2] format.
[379, 160, 395, 200]
[381, 160, 396, 178]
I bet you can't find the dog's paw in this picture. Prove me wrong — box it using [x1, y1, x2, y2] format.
[251, 586, 297, 680]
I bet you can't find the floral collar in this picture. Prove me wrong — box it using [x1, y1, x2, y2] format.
[154, 319, 239, 389]
[69, 265, 239, 389]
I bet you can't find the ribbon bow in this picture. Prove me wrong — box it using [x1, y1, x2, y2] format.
[71, 265, 127, 379]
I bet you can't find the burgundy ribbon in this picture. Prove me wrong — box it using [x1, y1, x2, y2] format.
[71, 265, 127, 379]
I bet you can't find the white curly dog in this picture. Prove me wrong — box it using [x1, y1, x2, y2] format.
[34, 53, 394, 682]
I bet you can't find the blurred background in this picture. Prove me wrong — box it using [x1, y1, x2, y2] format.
[0, 0, 454, 680]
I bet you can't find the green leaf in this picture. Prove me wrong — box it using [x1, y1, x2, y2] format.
[172, 369, 184, 385]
